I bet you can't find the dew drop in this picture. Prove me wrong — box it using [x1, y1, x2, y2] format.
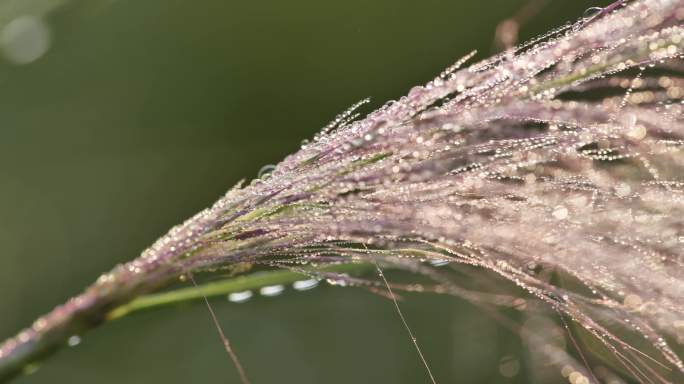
[429, 259, 450, 267]
[292, 279, 319, 291]
[552, 205, 569, 220]
[228, 290, 253, 303]
[258, 164, 276, 180]
[381, 100, 396, 110]
[67, 335, 81, 347]
[627, 125, 647, 141]
[259, 284, 285, 297]
[615, 183, 632, 197]
[568, 371, 589, 384]
[326, 278, 349, 287]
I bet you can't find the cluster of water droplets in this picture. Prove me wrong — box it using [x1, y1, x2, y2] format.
[177, 1, 683, 381]
[226, 279, 321, 304]
[3, 1, 684, 382]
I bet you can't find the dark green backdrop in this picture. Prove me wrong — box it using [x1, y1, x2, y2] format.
[0, 1, 613, 383]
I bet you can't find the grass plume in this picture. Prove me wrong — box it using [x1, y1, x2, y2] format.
[1, 0, 684, 382]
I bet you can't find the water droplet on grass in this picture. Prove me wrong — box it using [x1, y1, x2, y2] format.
[67, 335, 81, 347]
[259, 284, 285, 297]
[292, 279, 319, 291]
[258, 164, 276, 180]
[326, 278, 349, 287]
[228, 290, 253, 303]
[552, 205, 569, 220]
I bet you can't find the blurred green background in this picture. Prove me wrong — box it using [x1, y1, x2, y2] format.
[0, 1, 614, 383]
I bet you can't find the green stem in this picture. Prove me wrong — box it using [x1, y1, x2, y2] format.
[107, 263, 374, 320]
[0, 262, 372, 383]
